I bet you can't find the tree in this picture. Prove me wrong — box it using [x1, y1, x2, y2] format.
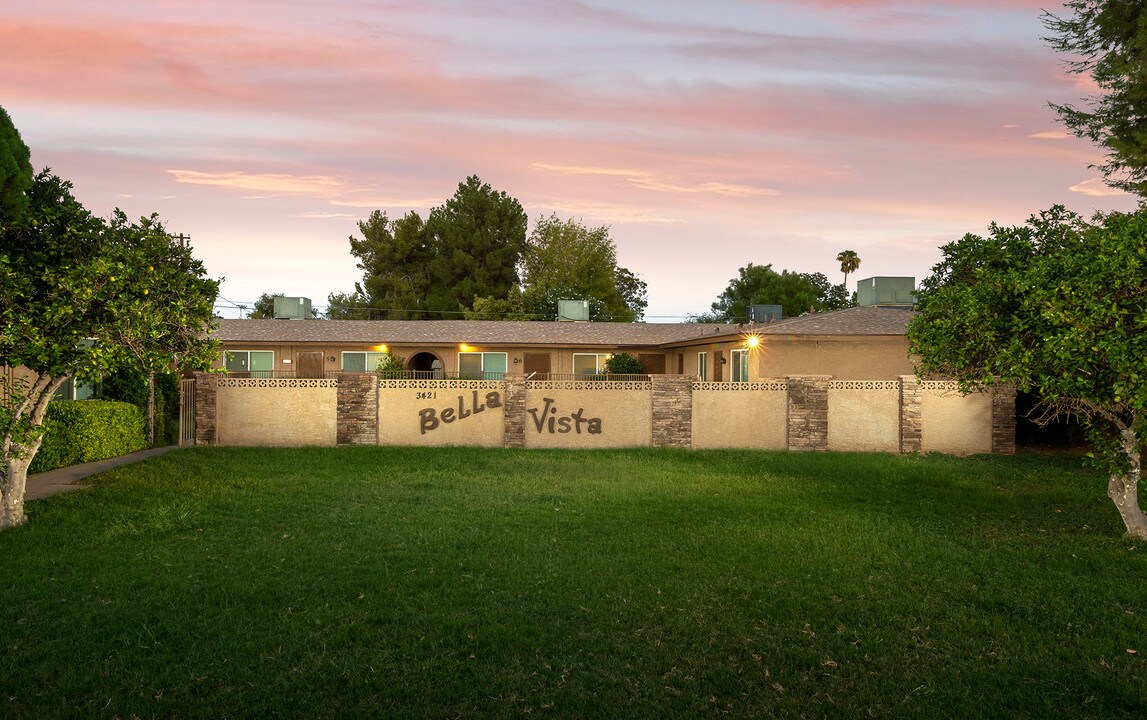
[98, 210, 220, 443]
[423, 176, 527, 317]
[602, 352, 643, 376]
[0, 171, 219, 529]
[346, 210, 432, 319]
[0, 106, 32, 227]
[519, 214, 648, 322]
[836, 249, 861, 289]
[704, 263, 840, 322]
[1044, 2, 1147, 196]
[906, 206, 1147, 539]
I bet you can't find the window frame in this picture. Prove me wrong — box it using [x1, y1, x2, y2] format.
[730, 349, 749, 383]
[572, 353, 611, 375]
[341, 351, 392, 373]
[697, 351, 708, 382]
[457, 351, 508, 379]
[224, 350, 275, 377]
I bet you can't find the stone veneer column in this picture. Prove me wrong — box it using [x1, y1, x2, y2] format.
[899, 375, 923, 454]
[337, 373, 378, 446]
[651, 375, 693, 448]
[992, 384, 1017, 455]
[786, 375, 831, 451]
[193, 372, 217, 446]
[502, 375, 527, 448]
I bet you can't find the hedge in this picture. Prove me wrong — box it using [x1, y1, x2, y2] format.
[29, 401, 148, 473]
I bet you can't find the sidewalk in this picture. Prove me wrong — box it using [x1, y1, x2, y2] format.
[24, 446, 181, 500]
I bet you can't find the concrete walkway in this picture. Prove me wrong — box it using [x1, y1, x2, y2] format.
[24, 446, 182, 500]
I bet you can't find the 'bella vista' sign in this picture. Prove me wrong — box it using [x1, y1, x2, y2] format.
[418, 392, 603, 436]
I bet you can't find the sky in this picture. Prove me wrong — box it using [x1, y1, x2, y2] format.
[2, 0, 1139, 321]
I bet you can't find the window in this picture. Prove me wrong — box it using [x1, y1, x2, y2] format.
[697, 352, 708, 382]
[225, 350, 274, 377]
[730, 349, 749, 382]
[458, 351, 507, 379]
[342, 351, 392, 373]
[53, 377, 97, 401]
[573, 353, 611, 375]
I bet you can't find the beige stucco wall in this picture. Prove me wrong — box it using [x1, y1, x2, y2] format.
[920, 382, 993, 455]
[378, 380, 504, 447]
[754, 336, 914, 381]
[827, 381, 901, 452]
[691, 381, 788, 450]
[523, 381, 652, 448]
[215, 379, 337, 446]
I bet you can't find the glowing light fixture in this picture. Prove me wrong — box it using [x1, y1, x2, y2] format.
[743, 334, 762, 349]
[460, 343, 473, 353]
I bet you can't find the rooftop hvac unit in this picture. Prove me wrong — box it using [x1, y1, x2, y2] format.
[748, 304, 783, 323]
[557, 299, 590, 322]
[273, 296, 312, 319]
[856, 277, 916, 307]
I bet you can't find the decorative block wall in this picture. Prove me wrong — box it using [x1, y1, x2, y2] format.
[189, 372, 1013, 456]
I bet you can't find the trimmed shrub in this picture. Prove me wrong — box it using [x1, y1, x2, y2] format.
[29, 400, 148, 473]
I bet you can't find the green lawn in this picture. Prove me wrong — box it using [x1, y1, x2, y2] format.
[1, 447, 1143, 719]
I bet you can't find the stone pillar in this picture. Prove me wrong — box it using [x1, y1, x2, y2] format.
[193, 372, 217, 446]
[337, 373, 378, 446]
[651, 375, 693, 448]
[786, 375, 831, 451]
[899, 375, 922, 454]
[502, 375, 527, 448]
[992, 384, 1017, 455]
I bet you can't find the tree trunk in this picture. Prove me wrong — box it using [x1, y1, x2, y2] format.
[0, 457, 32, 529]
[147, 372, 156, 446]
[1109, 427, 1147, 540]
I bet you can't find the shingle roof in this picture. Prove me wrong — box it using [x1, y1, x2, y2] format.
[752, 305, 915, 336]
[211, 319, 744, 347]
[211, 306, 914, 348]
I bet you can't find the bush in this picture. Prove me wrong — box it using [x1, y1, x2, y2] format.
[602, 352, 643, 375]
[29, 400, 148, 473]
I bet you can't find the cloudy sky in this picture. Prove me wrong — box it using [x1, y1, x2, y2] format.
[3, 0, 1138, 320]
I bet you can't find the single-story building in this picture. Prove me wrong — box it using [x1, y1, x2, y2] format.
[210, 304, 917, 384]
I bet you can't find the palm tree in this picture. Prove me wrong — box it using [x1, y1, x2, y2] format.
[836, 250, 861, 290]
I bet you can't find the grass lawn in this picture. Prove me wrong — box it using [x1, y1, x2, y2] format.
[0, 447, 1144, 719]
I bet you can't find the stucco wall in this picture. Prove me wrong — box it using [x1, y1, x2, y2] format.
[378, 380, 504, 447]
[215, 378, 337, 446]
[691, 381, 787, 450]
[523, 380, 652, 448]
[920, 381, 993, 455]
[755, 336, 914, 381]
[827, 381, 901, 453]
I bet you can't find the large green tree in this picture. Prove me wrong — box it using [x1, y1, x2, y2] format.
[99, 211, 220, 443]
[422, 176, 527, 317]
[1044, 1, 1147, 196]
[346, 210, 432, 319]
[516, 214, 648, 322]
[699, 263, 841, 322]
[0, 171, 219, 529]
[0, 106, 32, 227]
[907, 206, 1147, 539]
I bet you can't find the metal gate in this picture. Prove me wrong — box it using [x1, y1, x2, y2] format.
[179, 378, 196, 447]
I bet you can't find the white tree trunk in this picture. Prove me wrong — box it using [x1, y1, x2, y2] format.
[0, 457, 32, 529]
[1, 372, 66, 531]
[1110, 424, 1147, 540]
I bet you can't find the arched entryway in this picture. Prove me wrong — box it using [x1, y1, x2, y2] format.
[409, 351, 444, 378]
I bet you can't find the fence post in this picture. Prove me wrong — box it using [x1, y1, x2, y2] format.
[502, 375, 527, 448]
[899, 375, 923, 454]
[337, 373, 378, 446]
[786, 375, 831, 451]
[651, 375, 693, 448]
[193, 372, 217, 446]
